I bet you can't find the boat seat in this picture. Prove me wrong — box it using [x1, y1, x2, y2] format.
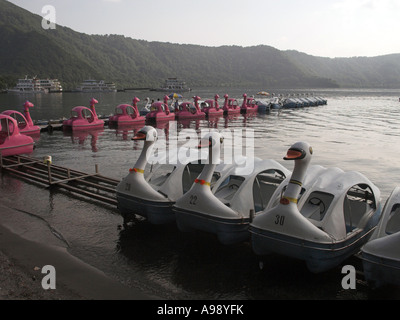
[344, 197, 369, 232]
[0, 132, 7, 144]
[386, 204, 400, 235]
[182, 163, 205, 193]
[215, 185, 238, 201]
[253, 175, 283, 212]
[18, 123, 28, 130]
[301, 191, 334, 222]
[301, 202, 321, 219]
[214, 175, 244, 202]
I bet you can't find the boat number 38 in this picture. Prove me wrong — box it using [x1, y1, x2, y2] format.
[275, 215, 285, 226]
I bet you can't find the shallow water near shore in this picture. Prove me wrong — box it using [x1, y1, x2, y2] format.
[1, 88, 400, 299]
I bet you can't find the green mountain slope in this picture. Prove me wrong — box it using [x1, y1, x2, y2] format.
[1, 0, 399, 90]
[284, 50, 400, 88]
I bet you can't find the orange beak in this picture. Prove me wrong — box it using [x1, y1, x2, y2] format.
[132, 131, 146, 140]
[197, 139, 211, 149]
[284, 148, 305, 160]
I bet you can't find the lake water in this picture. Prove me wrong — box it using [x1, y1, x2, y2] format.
[0, 88, 399, 299]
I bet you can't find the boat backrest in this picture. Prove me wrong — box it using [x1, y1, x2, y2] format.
[202, 101, 211, 109]
[182, 163, 205, 193]
[126, 106, 136, 116]
[214, 175, 245, 202]
[115, 107, 124, 115]
[0, 117, 15, 137]
[229, 99, 238, 108]
[300, 191, 334, 221]
[253, 170, 287, 212]
[2, 111, 27, 128]
[0, 119, 8, 142]
[386, 204, 400, 235]
[147, 164, 175, 187]
[82, 108, 94, 122]
[343, 185, 375, 232]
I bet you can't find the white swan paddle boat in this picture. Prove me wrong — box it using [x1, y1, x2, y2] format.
[249, 141, 382, 273]
[116, 126, 232, 225]
[173, 131, 290, 245]
[361, 186, 400, 288]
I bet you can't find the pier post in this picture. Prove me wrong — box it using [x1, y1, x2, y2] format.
[249, 209, 254, 223]
[47, 162, 52, 184]
[95, 164, 99, 174]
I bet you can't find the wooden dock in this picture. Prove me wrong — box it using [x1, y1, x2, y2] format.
[0, 154, 119, 207]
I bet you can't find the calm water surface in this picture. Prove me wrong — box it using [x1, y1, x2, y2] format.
[0, 88, 400, 299]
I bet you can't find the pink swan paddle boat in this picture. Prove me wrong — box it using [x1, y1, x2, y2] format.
[108, 97, 145, 127]
[63, 98, 104, 131]
[1, 101, 41, 136]
[202, 94, 223, 117]
[145, 95, 175, 122]
[174, 96, 205, 120]
[240, 93, 258, 113]
[222, 94, 241, 115]
[0, 114, 34, 157]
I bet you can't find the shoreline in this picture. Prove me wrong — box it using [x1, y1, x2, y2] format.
[0, 205, 156, 300]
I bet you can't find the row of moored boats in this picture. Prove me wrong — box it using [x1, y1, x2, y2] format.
[38, 93, 328, 131]
[116, 126, 400, 289]
[0, 92, 328, 155]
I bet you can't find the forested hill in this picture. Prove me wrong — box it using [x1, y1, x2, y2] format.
[1, 0, 400, 90]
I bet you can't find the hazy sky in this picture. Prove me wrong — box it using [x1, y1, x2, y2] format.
[7, 0, 400, 58]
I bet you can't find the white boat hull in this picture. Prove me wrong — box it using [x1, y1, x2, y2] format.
[250, 218, 379, 273]
[362, 232, 400, 288]
[174, 207, 250, 245]
[117, 192, 175, 225]
[360, 187, 400, 287]
[362, 252, 400, 288]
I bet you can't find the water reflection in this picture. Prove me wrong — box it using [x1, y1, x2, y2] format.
[177, 119, 201, 130]
[206, 115, 223, 129]
[109, 123, 143, 141]
[116, 219, 371, 299]
[63, 128, 104, 152]
[223, 114, 240, 128]
[241, 113, 258, 126]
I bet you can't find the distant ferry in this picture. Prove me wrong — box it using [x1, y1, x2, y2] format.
[8, 76, 62, 94]
[38, 78, 63, 92]
[152, 77, 191, 92]
[75, 79, 117, 92]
